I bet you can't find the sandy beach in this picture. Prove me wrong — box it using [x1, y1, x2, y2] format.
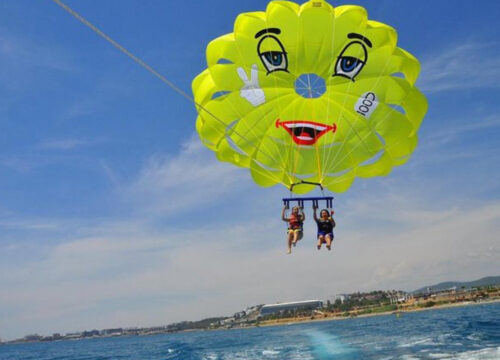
[255, 298, 500, 329]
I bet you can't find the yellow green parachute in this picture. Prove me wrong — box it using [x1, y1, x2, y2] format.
[192, 0, 427, 194]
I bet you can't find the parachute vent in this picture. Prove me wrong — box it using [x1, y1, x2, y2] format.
[217, 58, 234, 64]
[388, 104, 406, 115]
[211, 91, 231, 100]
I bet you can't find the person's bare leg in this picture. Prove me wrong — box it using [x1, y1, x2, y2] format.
[287, 232, 293, 254]
[292, 230, 299, 245]
[326, 234, 332, 250]
[317, 235, 324, 250]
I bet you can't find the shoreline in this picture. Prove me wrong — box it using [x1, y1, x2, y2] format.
[254, 297, 500, 329]
[3, 298, 499, 345]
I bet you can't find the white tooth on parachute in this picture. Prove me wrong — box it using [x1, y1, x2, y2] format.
[283, 123, 327, 131]
[297, 135, 313, 140]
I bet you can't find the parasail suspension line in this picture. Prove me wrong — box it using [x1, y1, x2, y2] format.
[51, 0, 290, 186]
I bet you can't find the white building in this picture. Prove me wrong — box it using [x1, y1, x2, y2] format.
[335, 294, 351, 303]
[260, 300, 323, 315]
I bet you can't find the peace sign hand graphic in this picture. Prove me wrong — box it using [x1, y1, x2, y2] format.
[237, 64, 266, 107]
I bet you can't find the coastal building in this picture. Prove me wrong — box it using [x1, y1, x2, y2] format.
[82, 330, 100, 337]
[141, 326, 167, 333]
[335, 294, 350, 303]
[414, 286, 460, 300]
[425, 286, 457, 295]
[260, 300, 323, 315]
[234, 311, 246, 319]
[100, 328, 123, 336]
[23, 334, 43, 342]
[223, 318, 235, 324]
[388, 291, 411, 303]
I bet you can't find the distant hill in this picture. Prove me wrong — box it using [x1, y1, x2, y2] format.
[412, 276, 500, 294]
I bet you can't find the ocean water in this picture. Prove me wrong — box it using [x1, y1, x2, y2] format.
[1, 302, 499, 360]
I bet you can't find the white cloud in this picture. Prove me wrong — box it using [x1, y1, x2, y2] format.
[422, 114, 500, 148]
[418, 41, 500, 93]
[0, 29, 75, 73]
[38, 138, 88, 150]
[0, 218, 63, 231]
[123, 135, 251, 215]
[1, 193, 499, 340]
[37, 137, 108, 151]
[59, 101, 97, 121]
[56, 77, 134, 122]
[403, 110, 500, 188]
[2, 130, 499, 341]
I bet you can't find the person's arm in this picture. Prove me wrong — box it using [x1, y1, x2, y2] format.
[281, 206, 289, 222]
[312, 206, 318, 221]
[300, 207, 306, 222]
[331, 217, 336, 228]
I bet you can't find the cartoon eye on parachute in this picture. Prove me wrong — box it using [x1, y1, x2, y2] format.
[192, 0, 428, 208]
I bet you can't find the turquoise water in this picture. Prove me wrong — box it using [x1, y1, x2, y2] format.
[1, 302, 499, 359]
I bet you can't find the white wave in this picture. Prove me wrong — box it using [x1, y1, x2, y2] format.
[466, 334, 481, 341]
[407, 347, 500, 360]
[428, 353, 450, 359]
[262, 349, 280, 355]
[401, 355, 420, 360]
[398, 336, 438, 347]
[286, 349, 315, 360]
[203, 354, 218, 360]
[454, 347, 500, 360]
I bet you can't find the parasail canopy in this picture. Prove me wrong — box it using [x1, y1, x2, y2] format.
[192, 0, 427, 194]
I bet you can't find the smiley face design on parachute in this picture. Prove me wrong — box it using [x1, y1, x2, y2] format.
[192, 0, 427, 193]
[237, 26, 374, 146]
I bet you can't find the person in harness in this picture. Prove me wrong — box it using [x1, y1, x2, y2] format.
[281, 205, 305, 254]
[313, 204, 335, 250]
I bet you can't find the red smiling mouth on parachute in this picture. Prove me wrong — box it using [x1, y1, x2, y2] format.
[275, 119, 337, 146]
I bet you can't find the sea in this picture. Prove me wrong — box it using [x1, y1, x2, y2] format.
[1, 302, 499, 360]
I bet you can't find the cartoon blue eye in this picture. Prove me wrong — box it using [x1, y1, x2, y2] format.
[333, 42, 367, 81]
[264, 52, 284, 66]
[258, 35, 288, 73]
[340, 57, 360, 72]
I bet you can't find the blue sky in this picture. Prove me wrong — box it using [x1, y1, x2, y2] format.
[0, 0, 499, 340]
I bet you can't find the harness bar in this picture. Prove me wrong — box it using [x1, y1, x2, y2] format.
[282, 196, 334, 209]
